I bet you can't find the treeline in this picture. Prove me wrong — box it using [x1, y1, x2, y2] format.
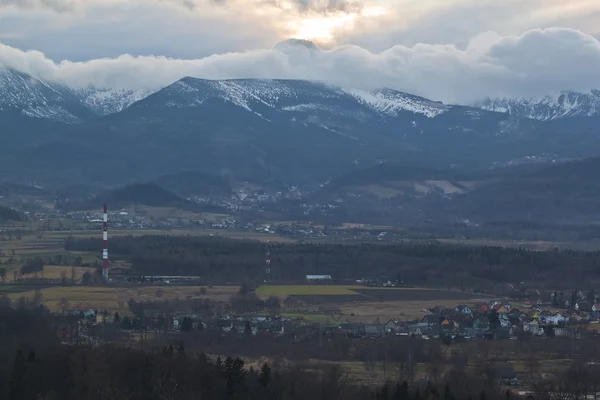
[65, 235, 600, 288]
[0, 205, 21, 223]
[2, 343, 512, 400]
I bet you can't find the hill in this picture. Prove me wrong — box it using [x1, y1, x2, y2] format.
[153, 171, 232, 197]
[59, 183, 225, 213]
[310, 157, 600, 226]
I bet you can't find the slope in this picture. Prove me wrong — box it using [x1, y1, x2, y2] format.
[153, 171, 232, 197]
[0, 67, 93, 123]
[59, 183, 225, 213]
[5, 77, 600, 187]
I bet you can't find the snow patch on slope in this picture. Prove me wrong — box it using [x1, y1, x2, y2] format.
[348, 88, 451, 118]
[79, 87, 156, 115]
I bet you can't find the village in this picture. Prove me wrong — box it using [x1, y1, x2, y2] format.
[54, 294, 600, 346]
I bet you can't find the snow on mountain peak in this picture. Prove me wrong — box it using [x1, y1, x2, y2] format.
[76, 86, 156, 116]
[348, 88, 451, 118]
[0, 66, 158, 123]
[476, 90, 600, 120]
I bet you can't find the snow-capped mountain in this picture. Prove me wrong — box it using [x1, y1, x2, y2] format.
[476, 90, 600, 121]
[75, 87, 156, 116]
[5, 74, 600, 187]
[0, 67, 156, 123]
[131, 77, 459, 128]
[0, 67, 92, 123]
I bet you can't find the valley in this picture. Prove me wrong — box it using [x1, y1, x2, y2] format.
[2, 55, 600, 398]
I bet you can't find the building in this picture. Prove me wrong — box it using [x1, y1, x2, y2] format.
[306, 274, 332, 282]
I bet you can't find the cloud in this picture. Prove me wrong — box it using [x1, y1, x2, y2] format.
[285, 0, 363, 14]
[1, 28, 600, 104]
[0, 0, 78, 12]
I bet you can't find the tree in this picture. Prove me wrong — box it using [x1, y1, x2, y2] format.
[543, 326, 555, 338]
[265, 296, 281, 316]
[525, 345, 540, 379]
[58, 297, 70, 314]
[0, 267, 6, 282]
[32, 289, 43, 307]
[588, 288, 596, 304]
[258, 363, 271, 387]
[489, 309, 500, 329]
[82, 271, 92, 284]
[19, 257, 44, 275]
[180, 317, 193, 332]
[60, 270, 68, 285]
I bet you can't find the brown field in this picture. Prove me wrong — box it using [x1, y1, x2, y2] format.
[6, 285, 240, 313]
[257, 285, 488, 322]
[20, 265, 95, 280]
[337, 299, 487, 322]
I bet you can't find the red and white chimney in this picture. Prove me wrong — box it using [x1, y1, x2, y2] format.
[102, 203, 109, 282]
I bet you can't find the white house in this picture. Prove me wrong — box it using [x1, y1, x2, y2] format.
[455, 305, 473, 316]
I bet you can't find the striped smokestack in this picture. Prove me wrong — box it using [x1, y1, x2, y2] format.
[102, 203, 109, 282]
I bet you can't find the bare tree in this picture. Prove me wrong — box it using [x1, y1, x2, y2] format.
[58, 297, 70, 314]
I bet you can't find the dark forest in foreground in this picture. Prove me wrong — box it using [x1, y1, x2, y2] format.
[65, 235, 600, 290]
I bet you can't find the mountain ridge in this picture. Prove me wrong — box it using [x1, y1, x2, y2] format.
[0, 67, 156, 123]
[476, 90, 600, 120]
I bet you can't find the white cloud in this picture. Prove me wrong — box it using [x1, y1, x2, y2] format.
[1, 27, 600, 104]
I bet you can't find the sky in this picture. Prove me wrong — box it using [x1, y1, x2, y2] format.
[1, 0, 600, 103]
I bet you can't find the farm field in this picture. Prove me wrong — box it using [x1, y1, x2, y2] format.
[256, 284, 487, 322]
[5, 285, 240, 313]
[19, 265, 95, 280]
[1, 282, 487, 323]
[256, 285, 477, 301]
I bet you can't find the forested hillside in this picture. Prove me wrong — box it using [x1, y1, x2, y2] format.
[0, 205, 21, 222]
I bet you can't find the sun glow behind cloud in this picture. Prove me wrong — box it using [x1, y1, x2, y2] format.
[286, 6, 387, 43]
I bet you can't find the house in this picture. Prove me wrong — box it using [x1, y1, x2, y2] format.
[493, 313, 511, 328]
[475, 303, 491, 313]
[492, 304, 509, 314]
[69, 306, 96, 319]
[455, 305, 473, 316]
[384, 319, 401, 333]
[441, 319, 459, 331]
[421, 314, 440, 326]
[365, 324, 385, 337]
[473, 316, 490, 330]
[523, 322, 542, 335]
[592, 304, 600, 312]
[306, 275, 332, 282]
[340, 323, 365, 337]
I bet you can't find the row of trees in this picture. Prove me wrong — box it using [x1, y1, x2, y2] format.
[65, 235, 600, 288]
